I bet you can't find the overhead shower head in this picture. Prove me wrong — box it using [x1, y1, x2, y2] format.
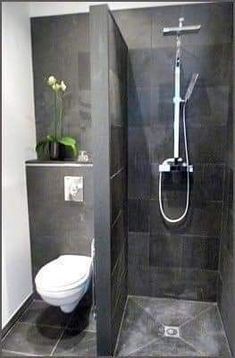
[163, 17, 201, 36]
[163, 25, 201, 36]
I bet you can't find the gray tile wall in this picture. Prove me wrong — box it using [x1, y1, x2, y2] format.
[31, 14, 92, 154]
[113, 2, 233, 301]
[26, 165, 94, 280]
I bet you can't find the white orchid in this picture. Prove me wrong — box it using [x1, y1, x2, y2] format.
[60, 80, 67, 92]
[47, 75, 56, 86]
[52, 82, 61, 92]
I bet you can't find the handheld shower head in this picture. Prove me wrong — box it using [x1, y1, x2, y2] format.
[184, 73, 199, 102]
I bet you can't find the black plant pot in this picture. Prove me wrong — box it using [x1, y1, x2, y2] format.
[49, 142, 60, 160]
[59, 144, 75, 161]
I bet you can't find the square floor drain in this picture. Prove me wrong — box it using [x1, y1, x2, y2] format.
[164, 326, 180, 338]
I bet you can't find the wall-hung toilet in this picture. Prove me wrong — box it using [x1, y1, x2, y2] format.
[35, 255, 92, 313]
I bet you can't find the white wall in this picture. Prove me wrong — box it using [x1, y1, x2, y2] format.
[2, 2, 36, 328]
[29, 1, 204, 17]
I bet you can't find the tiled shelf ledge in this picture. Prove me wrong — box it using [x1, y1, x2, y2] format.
[25, 160, 93, 167]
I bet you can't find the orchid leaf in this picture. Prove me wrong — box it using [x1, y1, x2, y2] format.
[58, 136, 78, 157]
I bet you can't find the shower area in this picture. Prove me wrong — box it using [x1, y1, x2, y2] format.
[90, 2, 234, 357]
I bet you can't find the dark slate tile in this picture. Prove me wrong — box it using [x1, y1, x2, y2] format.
[113, 8, 152, 49]
[192, 164, 225, 202]
[52, 329, 96, 356]
[67, 304, 96, 334]
[151, 47, 176, 86]
[148, 125, 174, 164]
[115, 297, 163, 357]
[128, 159, 150, 200]
[182, 236, 220, 270]
[128, 232, 149, 267]
[109, 16, 127, 82]
[151, 84, 174, 127]
[111, 248, 127, 316]
[219, 247, 233, 296]
[19, 300, 72, 328]
[180, 305, 232, 357]
[181, 43, 232, 87]
[128, 127, 150, 199]
[182, 125, 226, 164]
[218, 276, 234, 357]
[128, 127, 150, 162]
[2, 322, 62, 356]
[111, 170, 125, 224]
[128, 199, 149, 233]
[132, 296, 211, 327]
[129, 337, 198, 356]
[185, 85, 230, 127]
[128, 49, 152, 88]
[128, 87, 151, 126]
[111, 281, 127, 352]
[149, 234, 183, 269]
[148, 267, 218, 301]
[111, 212, 125, 271]
[128, 265, 150, 297]
[109, 70, 125, 127]
[150, 199, 222, 238]
[111, 126, 124, 176]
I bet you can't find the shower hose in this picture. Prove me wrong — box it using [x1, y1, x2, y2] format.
[159, 102, 190, 223]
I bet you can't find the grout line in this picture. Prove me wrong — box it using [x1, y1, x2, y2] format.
[17, 320, 70, 330]
[130, 296, 162, 326]
[110, 167, 124, 180]
[49, 327, 66, 357]
[179, 336, 205, 356]
[111, 209, 123, 229]
[126, 337, 160, 356]
[113, 296, 129, 357]
[2, 349, 40, 356]
[215, 304, 232, 357]
[179, 305, 213, 328]
[128, 294, 216, 306]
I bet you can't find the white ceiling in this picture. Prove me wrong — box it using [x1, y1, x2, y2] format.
[29, 1, 207, 17]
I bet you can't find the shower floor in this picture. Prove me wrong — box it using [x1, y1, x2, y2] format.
[115, 295, 231, 357]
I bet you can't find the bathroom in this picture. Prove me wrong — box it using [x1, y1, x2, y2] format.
[2, 1, 234, 356]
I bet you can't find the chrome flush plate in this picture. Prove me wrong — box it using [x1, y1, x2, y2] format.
[64, 176, 83, 202]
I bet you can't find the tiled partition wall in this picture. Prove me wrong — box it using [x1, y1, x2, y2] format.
[90, 5, 128, 356]
[114, 2, 233, 301]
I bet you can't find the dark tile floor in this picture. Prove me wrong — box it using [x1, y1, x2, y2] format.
[2, 295, 231, 357]
[114, 296, 232, 357]
[2, 294, 96, 357]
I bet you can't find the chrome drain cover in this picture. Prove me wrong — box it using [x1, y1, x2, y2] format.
[164, 326, 180, 338]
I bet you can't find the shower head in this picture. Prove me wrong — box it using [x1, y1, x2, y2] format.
[184, 73, 199, 102]
[163, 17, 201, 36]
[163, 25, 201, 35]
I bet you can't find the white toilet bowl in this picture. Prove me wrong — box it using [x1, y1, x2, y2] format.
[35, 255, 92, 313]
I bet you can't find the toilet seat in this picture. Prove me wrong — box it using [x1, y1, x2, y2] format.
[35, 255, 92, 293]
